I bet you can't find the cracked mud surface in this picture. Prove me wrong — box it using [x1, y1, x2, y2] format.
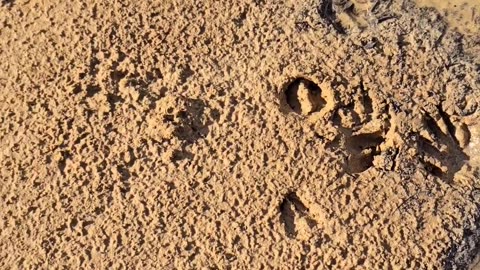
[1, 0, 480, 269]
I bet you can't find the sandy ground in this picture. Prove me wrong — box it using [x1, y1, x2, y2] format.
[417, 0, 480, 35]
[1, 0, 480, 269]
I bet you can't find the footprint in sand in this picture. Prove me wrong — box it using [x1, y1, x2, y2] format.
[284, 77, 470, 181]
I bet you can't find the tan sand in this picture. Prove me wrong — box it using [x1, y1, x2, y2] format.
[416, 0, 480, 35]
[0, 0, 480, 269]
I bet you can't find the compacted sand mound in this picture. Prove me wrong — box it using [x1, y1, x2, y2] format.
[1, 0, 480, 269]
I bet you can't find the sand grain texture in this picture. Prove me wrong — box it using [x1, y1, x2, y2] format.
[1, 0, 480, 269]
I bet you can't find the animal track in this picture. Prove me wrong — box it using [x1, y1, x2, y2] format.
[328, 86, 390, 174]
[408, 105, 470, 181]
[284, 78, 326, 116]
[145, 94, 214, 161]
[281, 77, 470, 179]
[327, 87, 470, 181]
[279, 192, 317, 238]
[1, 0, 15, 7]
[344, 131, 385, 173]
[279, 77, 471, 239]
[317, 0, 397, 34]
[276, 77, 472, 181]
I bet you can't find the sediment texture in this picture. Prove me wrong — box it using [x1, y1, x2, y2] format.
[1, 0, 480, 269]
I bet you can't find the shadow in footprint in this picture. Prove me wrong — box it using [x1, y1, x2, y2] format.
[318, 0, 346, 34]
[284, 78, 326, 116]
[279, 195, 297, 237]
[414, 106, 470, 182]
[329, 92, 469, 181]
[1, 0, 14, 6]
[147, 95, 218, 162]
[330, 87, 388, 174]
[346, 132, 385, 173]
[279, 192, 316, 238]
[172, 98, 210, 143]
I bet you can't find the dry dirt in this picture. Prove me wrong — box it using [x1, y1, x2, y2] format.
[1, 0, 480, 269]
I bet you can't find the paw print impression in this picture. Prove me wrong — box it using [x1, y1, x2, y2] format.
[285, 78, 326, 116]
[279, 192, 318, 239]
[282, 75, 471, 183]
[324, 84, 470, 181]
[146, 95, 208, 143]
[331, 87, 390, 174]
[318, 0, 397, 34]
[408, 105, 470, 182]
